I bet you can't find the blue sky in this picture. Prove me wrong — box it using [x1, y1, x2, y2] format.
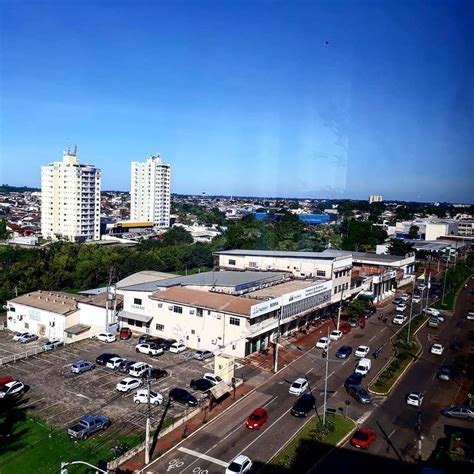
[1, 0, 473, 202]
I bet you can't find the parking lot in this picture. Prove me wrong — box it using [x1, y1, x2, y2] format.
[0, 331, 221, 437]
[0, 331, 45, 359]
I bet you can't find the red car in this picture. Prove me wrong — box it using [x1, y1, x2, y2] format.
[119, 327, 132, 340]
[246, 408, 268, 430]
[350, 428, 377, 449]
[339, 322, 351, 334]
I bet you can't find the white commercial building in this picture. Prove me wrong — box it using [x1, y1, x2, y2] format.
[41, 147, 101, 242]
[130, 153, 171, 227]
[369, 195, 383, 203]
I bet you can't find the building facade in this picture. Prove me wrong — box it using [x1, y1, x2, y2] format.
[369, 195, 383, 203]
[130, 154, 171, 227]
[41, 148, 101, 242]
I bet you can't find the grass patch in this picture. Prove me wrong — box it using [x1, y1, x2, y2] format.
[0, 416, 143, 474]
[431, 293, 455, 310]
[369, 313, 427, 394]
[268, 414, 355, 473]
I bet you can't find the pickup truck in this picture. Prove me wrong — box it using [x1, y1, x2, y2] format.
[67, 415, 110, 440]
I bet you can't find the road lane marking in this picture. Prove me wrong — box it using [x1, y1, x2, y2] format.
[305, 368, 313, 375]
[327, 370, 335, 379]
[262, 396, 278, 408]
[387, 428, 396, 438]
[177, 447, 228, 467]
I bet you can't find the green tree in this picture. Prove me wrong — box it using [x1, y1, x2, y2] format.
[408, 225, 419, 239]
[388, 239, 414, 256]
[341, 221, 387, 251]
[161, 227, 194, 247]
[0, 219, 10, 239]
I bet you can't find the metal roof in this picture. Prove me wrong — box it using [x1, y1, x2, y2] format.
[118, 310, 153, 323]
[214, 249, 341, 260]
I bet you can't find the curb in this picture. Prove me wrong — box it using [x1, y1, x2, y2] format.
[368, 314, 426, 396]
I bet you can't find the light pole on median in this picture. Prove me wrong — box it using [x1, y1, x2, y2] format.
[336, 288, 344, 332]
[406, 278, 416, 344]
[322, 327, 330, 426]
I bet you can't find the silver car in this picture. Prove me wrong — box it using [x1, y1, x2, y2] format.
[441, 406, 474, 420]
[194, 350, 213, 361]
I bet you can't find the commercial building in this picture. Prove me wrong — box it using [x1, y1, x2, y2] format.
[130, 153, 171, 228]
[41, 147, 101, 242]
[369, 195, 383, 203]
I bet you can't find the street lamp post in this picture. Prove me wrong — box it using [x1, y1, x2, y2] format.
[336, 288, 344, 332]
[322, 327, 330, 426]
[406, 279, 416, 344]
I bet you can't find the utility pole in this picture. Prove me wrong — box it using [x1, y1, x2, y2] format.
[273, 309, 282, 373]
[322, 327, 330, 426]
[336, 288, 344, 331]
[406, 279, 416, 344]
[424, 272, 431, 315]
[442, 256, 449, 306]
[144, 369, 152, 464]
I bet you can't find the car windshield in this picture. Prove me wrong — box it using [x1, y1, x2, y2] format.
[354, 431, 369, 441]
[227, 462, 241, 472]
[292, 382, 302, 388]
[249, 413, 262, 420]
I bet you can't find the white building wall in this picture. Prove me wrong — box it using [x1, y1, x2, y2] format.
[130, 154, 171, 227]
[119, 289, 156, 316]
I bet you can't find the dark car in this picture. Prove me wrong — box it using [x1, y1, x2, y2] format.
[336, 345, 352, 359]
[393, 297, 402, 305]
[437, 366, 457, 381]
[190, 378, 213, 392]
[138, 334, 155, 344]
[95, 353, 119, 366]
[142, 368, 168, 382]
[169, 388, 198, 407]
[346, 384, 372, 404]
[157, 338, 177, 350]
[119, 327, 132, 340]
[291, 393, 316, 417]
[344, 373, 363, 389]
[118, 359, 136, 373]
[348, 318, 358, 327]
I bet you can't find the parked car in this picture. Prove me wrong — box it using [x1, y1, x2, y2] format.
[344, 373, 363, 389]
[428, 318, 440, 328]
[329, 330, 343, 341]
[430, 343, 444, 355]
[142, 368, 168, 382]
[467, 312, 474, 321]
[119, 327, 132, 340]
[169, 388, 198, 407]
[396, 304, 407, 312]
[400, 293, 410, 302]
[96, 332, 117, 343]
[139, 334, 154, 344]
[118, 359, 136, 373]
[12, 332, 30, 342]
[128, 362, 152, 377]
[291, 393, 316, 417]
[406, 391, 423, 407]
[393, 297, 402, 305]
[194, 350, 214, 361]
[437, 366, 454, 381]
[289, 377, 308, 396]
[43, 339, 64, 351]
[169, 342, 187, 353]
[18, 333, 38, 344]
[354, 345, 370, 358]
[67, 415, 110, 440]
[95, 353, 119, 366]
[0, 381, 26, 399]
[348, 318, 358, 327]
[316, 337, 330, 350]
[157, 338, 177, 350]
[339, 322, 351, 334]
[106, 357, 126, 370]
[71, 360, 95, 374]
[203, 373, 223, 385]
[412, 295, 421, 303]
[246, 408, 268, 430]
[418, 283, 427, 291]
[393, 314, 407, 325]
[350, 428, 377, 449]
[0, 376, 14, 386]
[135, 343, 164, 356]
[116, 377, 142, 392]
[336, 345, 352, 359]
[346, 384, 372, 404]
[225, 455, 252, 474]
[424, 308, 440, 317]
[133, 389, 163, 405]
[441, 406, 474, 420]
[190, 378, 214, 392]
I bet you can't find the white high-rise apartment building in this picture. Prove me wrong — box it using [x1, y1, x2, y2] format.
[369, 195, 383, 204]
[41, 147, 101, 242]
[130, 153, 171, 227]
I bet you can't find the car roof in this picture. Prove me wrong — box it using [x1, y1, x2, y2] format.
[252, 408, 267, 415]
[357, 345, 368, 349]
[233, 454, 250, 464]
[293, 377, 306, 384]
[122, 377, 138, 382]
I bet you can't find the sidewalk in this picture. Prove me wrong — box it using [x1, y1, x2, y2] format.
[120, 383, 253, 472]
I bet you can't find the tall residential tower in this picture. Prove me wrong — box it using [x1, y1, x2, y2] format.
[130, 153, 171, 227]
[41, 147, 101, 242]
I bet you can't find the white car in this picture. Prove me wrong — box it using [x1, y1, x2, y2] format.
[467, 312, 474, 321]
[412, 295, 421, 303]
[393, 314, 407, 325]
[400, 293, 410, 302]
[354, 345, 370, 358]
[289, 377, 308, 396]
[329, 330, 343, 341]
[316, 337, 330, 350]
[226, 454, 252, 474]
[406, 391, 423, 407]
[133, 389, 163, 405]
[435, 314, 445, 323]
[396, 304, 407, 312]
[430, 343, 444, 356]
[0, 381, 26, 399]
[203, 373, 223, 385]
[13, 332, 30, 342]
[135, 343, 164, 356]
[169, 342, 187, 353]
[106, 357, 126, 370]
[96, 332, 116, 343]
[116, 377, 142, 392]
[424, 308, 440, 317]
[418, 283, 427, 290]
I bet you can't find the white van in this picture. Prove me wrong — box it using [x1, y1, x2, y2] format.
[129, 362, 152, 377]
[354, 358, 372, 376]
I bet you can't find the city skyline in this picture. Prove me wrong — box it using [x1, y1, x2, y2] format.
[1, 1, 473, 203]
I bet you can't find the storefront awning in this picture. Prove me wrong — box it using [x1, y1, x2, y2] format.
[118, 310, 153, 323]
[209, 383, 231, 400]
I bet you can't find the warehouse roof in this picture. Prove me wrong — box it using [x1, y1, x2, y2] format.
[214, 249, 344, 260]
[116, 270, 178, 289]
[9, 291, 87, 316]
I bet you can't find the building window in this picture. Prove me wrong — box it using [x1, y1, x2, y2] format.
[173, 306, 183, 314]
[316, 270, 326, 277]
[228, 259, 236, 266]
[24, 322, 29, 329]
[9, 307, 15, 312]
[191, 329, 195, 335]
[156, 323, 164, 331]
[67, 333, 72, 339]
[229, 317, 240, 326]
[196, 308, 203, 317]
[134, 298, 142, 305]
[249, 262, 257, 268]
[135, 321, 143, 328]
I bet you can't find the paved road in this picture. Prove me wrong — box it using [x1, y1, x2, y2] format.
[317, 277, 474, 474]
[138, 302, 410, 474]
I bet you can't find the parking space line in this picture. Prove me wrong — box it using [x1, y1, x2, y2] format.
[32, 355, 54, 364]
[35, 400, 62, 413]
[178, 447, 228, 468]
[262, 396, 278, 408]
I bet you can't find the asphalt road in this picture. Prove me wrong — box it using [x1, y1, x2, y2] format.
[139, 300, 414, 474]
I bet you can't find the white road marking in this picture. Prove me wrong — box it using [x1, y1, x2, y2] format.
[305, 368, 313, 375]
[387, 428, 396, 438]
[327, 370, 335, 379]
[369, 334, 377, 342]
[262, 396, 278, 408]
[356, 410, 372, 425]
[177, 447, 228, 468]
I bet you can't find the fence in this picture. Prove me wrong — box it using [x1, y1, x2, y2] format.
[0, 346, 46, 366]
